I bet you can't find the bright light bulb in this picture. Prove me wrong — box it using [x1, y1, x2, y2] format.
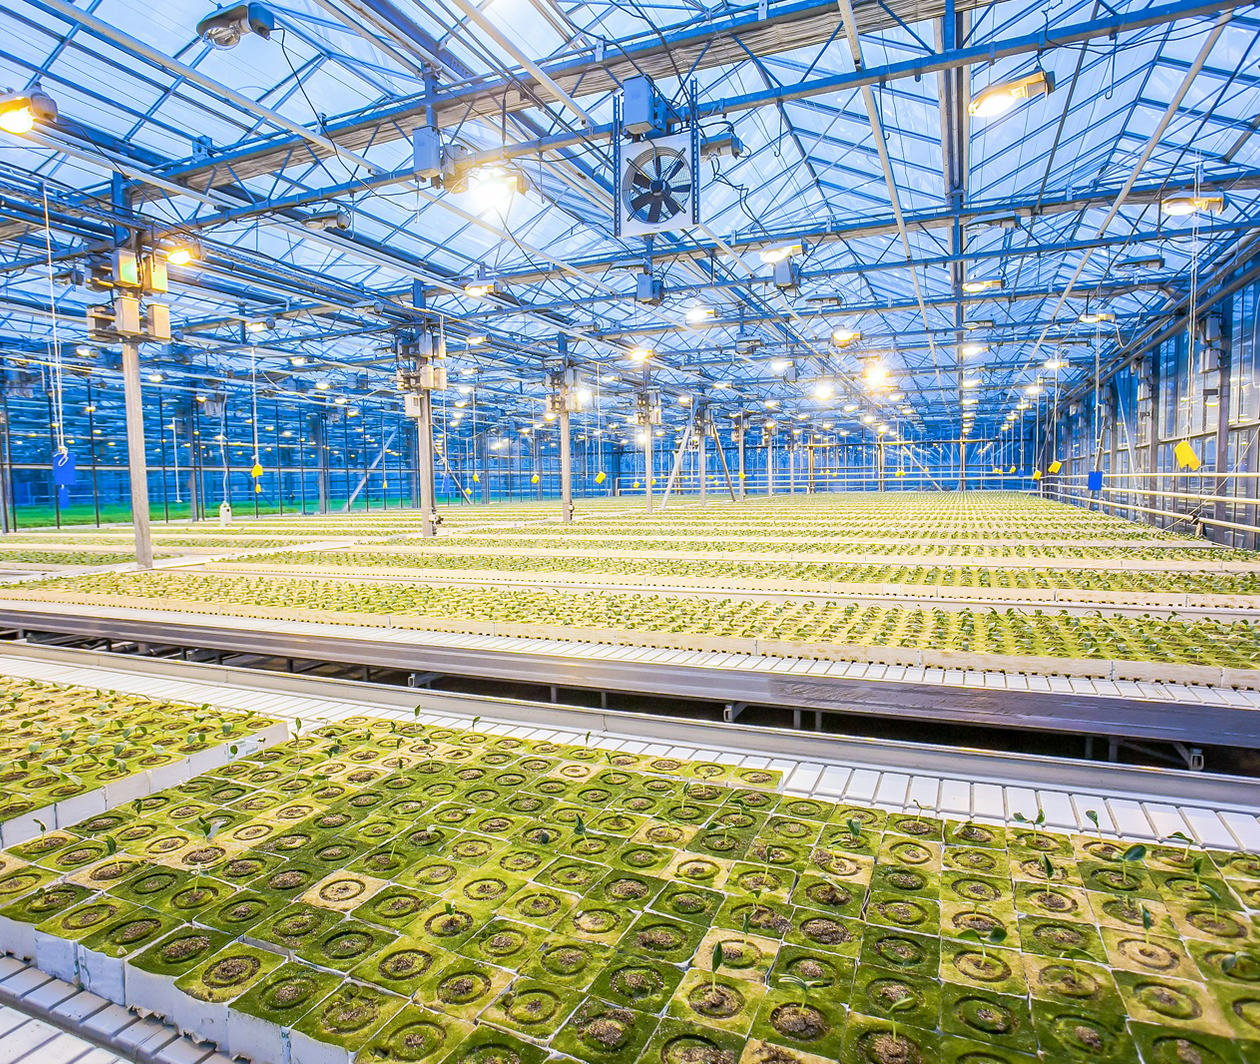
[960, 342, 987, 358]
[863, 362, 889, 389]
[962, 279, 1001, 294]
[812, 381, 834, 400]
[759, 244, 802, 265]
[1044, 358, 1067, 370]
[315, 380, 330, 391]
[831, 328, 862, 347]
[166, 246, 195, 266]
[962, 378, 981, 388]
[0, 104, 35, 135]
[469, 167, 521, 215]
[1161, 195, 1223, 217]
[685, 305, 715, 326]
[968, 71, 1053, 119]
[770, 359, 791, 373]
[628, 346, 653, 363]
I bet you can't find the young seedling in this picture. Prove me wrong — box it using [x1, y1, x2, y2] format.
[1041, 854, 1056, 884]
[959, 926, 1007, 963]
[1191, 855, 1207, 896]
[910, 800, 929, 833]
[1084, 809, 1104, 843]
[778, 973, 819, 1010]
[1222, 947, 1260, 980]
[887, 994, 916, 1045]
[1119, 843, 1147, 888]
[1062, 947, 1093, 989]
[1012, 809, 1046, 828]
[710, 940, 724, 994]
[1140, 904, 1154, 946]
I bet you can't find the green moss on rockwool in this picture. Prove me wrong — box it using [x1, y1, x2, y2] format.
[4, 710, 1258, 1064]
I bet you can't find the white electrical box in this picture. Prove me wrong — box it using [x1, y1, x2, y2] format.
[413, 127, 443, 180]
[623, 76, 666, 135]
[147, 301, 171, 341]
[145, 255, 168, 294]
[419, 364, 447, 391]
[404, 394, 424, 418]
[114, 295, 142, 335]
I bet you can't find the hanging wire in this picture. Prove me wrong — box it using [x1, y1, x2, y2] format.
[170, 418, 182, 504]
[40, 185, 66, 456]
[219, 403, 231, 502]
[250, 347, 260, 466]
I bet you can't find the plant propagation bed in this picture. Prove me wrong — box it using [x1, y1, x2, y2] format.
[13, 570, 1260, 669]
[0, 715, 1255, 1064]
[0, 678, 279, 845]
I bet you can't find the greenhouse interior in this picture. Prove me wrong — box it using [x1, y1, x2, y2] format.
[0, 0, 1260, 1062]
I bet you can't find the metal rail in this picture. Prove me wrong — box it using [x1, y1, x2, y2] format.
[3, 605, 1258, 753]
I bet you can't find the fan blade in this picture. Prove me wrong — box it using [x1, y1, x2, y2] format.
[629, 191, 662, 216]
[629, 167, 653, 189]
[661, 157, 686, 182]
[652, 153, 664, 177]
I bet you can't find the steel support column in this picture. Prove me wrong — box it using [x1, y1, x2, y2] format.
[416, 391, 437, 536]
[121, 340, 153, 567]
[559, 407, 573, 522]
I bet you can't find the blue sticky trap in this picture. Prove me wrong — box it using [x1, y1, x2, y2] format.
[1087, 470, 1104, 492]
[52, 451, 76, 487]
[57, 484, 70, 507]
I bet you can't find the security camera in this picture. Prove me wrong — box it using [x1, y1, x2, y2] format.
[196, 3, 275, 49]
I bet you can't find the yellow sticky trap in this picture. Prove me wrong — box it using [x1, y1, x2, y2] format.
[250, 462, 263, 478]
[254, 483, 262, 494]
[1174, 440, 1202, 471]
[594, 471, 607, 484]
[1008, 465, 1016, 474]
[530, 473, 540, 484]
[633, 481, 640, 489]
[472, 473, 480, 483]
[739, 473, 746, 480]
[1032, 469, 1042, 481]
[894, 469, 906, 477]
[1047, 460, 1062, 474]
